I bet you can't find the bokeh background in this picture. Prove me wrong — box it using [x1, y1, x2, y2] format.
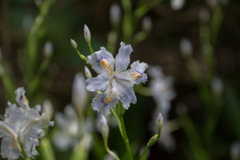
[0, 0, 240, 159]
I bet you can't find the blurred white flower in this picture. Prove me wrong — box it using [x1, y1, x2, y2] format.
[149, 67, 176, 151]
[199, 9, 210, 23]
[149, 66, 175, 115]
[0, 87, 53, 160]
[159, 124, 176, 151]
[72, 73, 88, 115]
[180, 38, 193, 57]
[43, 41, 53, 58]
[43, 99, 54, 120]
[170, 0, 185, 10]
[53, 105, 93, 151]
[231, 142, 240, 160]
[211, 77, 223, 96]
[53, 105, 79, 150]
[86, 42, 148, 115]
[110, 3, 121, 25]
[150, 111, 176, 151]
[142, 17, 152, 32]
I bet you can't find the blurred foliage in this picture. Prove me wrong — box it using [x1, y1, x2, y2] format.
[0, 0, 240, 160]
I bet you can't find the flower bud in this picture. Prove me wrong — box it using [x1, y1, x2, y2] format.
[84, 24, 91, 43]
[211, 77, 223, 96]
[156, 113, 163, 130]
[43, 41, 53, 58]
[35, 0, 42, 6]
[70, 39, 78, 50]
[100, 114, 109, 139]
[199, 9, 210, 23]
[170, 0, 185, 10]
[180, 38, 193, 57]
[110, 3, 121, 26]
[231, 142, 240, 160]
[43, 100, 54, 120]
[84, 66, 92, 78]
[142, 17, 152, 32]
[72, 73, 88, 115]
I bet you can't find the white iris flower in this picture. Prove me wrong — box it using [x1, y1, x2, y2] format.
[0, 87, 53, 160]
[53, 105, 93, 151]
[86, 42, 148, 115]
[149, 66, 175, 115]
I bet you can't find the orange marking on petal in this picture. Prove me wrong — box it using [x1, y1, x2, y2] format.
[24, 98, 29, 105]
[131, 72, 141, 80]
[36, 117, 41, 120]
[10, 142, 15, 148]
[100, 59, 112, 74]
[104, 91, 114, 105]
[35, 138, 39, 141]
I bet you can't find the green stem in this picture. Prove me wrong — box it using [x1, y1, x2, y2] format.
[140, 128, 162, 160]
[20, 144, 30, 160]
[87, 42, 94, 54]
[103, 137, 120, 160]
[119, 114, 133, 160]
[110, 108, 123, 136]
[74, 48, 89, 64]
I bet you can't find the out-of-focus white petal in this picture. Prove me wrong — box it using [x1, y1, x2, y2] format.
[43, 41, 53, 58]
[170, 0, 185, 10]
[72, 73, 88, 114]
[110, 3, 121, 25]
[1, 137, 21, 159]
[43, 100, 54, 120]
[180, 38, 193, 56]
[91, 94, 118, 115]
[53, 132, 78, 151]
[142, 17, 152, 32]
[88, 47, 115, 74]
[86, 74, 109, 92]
[231, 142, 240, 160]
[53, 105, 80, 150]
[159, 126, 176, 151]
[148, 66, 163, 79]
[115, 42, 133, 71]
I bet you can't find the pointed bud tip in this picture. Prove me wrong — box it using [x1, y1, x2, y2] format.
[84, 66, 92, 78]
[84, 24, 91, 42]
[70, 39, 78, 49]
[43, 41, 53, 57]
[100, 115, 109, 139]
[142, 17, 152, 32]
[156, 113, 163, 129]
